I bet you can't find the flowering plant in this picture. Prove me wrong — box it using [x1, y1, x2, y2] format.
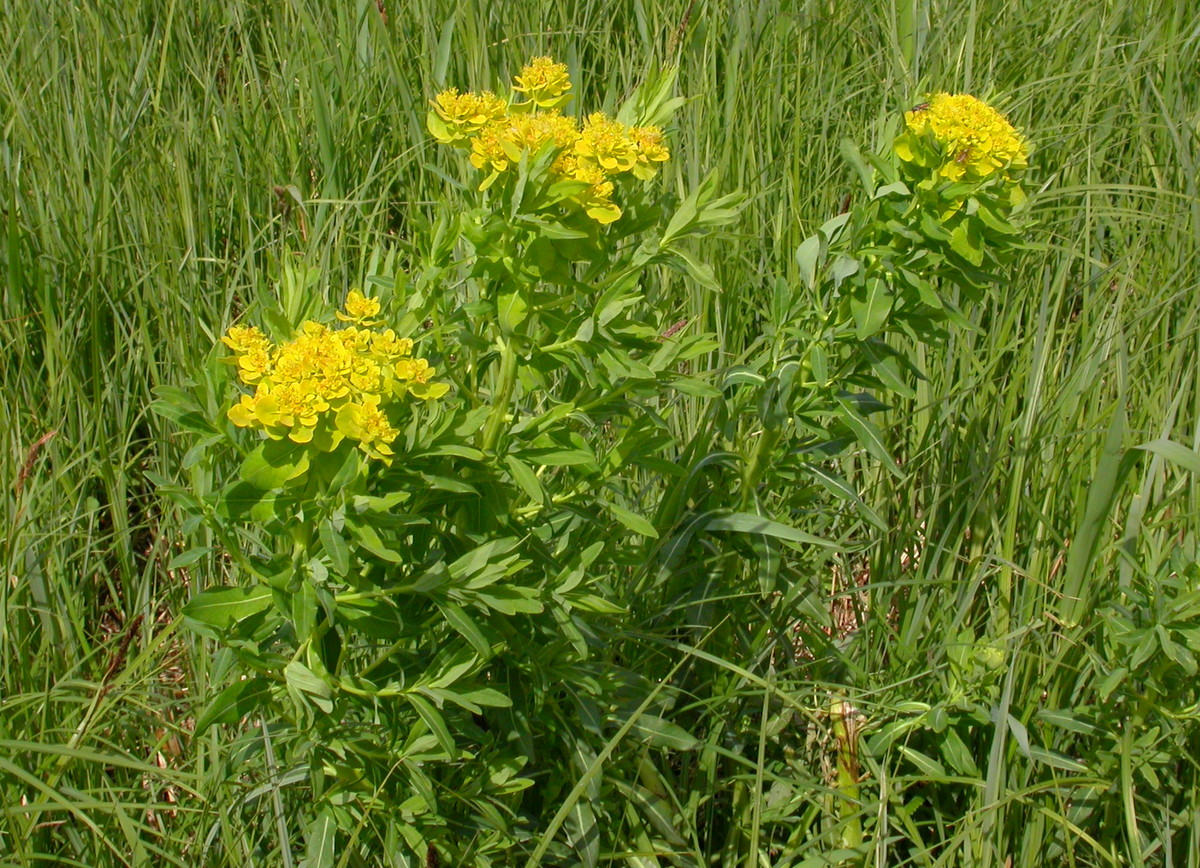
[153, 73, 1035, 864]
[428, 57, 669, 222]
[154, 57, 741, 865]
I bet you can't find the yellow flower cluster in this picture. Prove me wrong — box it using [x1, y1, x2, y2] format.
[511, 56, 573, 109]
[427, 88, 509, 145]
[428, 57, 670, 224]
[897, 93, 1029, 183]
[222, 292, 448, 461]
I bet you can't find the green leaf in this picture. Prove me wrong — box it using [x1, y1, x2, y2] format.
[497, 290, 528, 334]
[704, 512, 840, 549]
[566, 798, 600, 868]
[285, 661, 331, 703]
[292, 581, 318, 643]
[939, 727, 980, 776]
[1028, 746, 1089, 774]
[504, 455, 545, 504]
[839, 138, 873, 189]
[802, 464, 887, 531]
[795, 234, 821, 290]
[345, 519, 404, 563]
[195, 676, 273, 734]
[872, 180, 910, 199]
[240, 439, 311, 491]
[408, 692, 456, 756]
[898, 745, 946, 778]
[851, 277, 893, 339]
[835, 396, 903, 478]
[183, 586, 273, 636]
[522, 447, 596, 466]
[431, 12, 455, 88]
[437, 602, 494, 658]
[339, 596, 403, 640]
[630, 714, 700, 750]
[671, 247, 719, 290]
[319, 521, 350, 576]
[1135, 438, 1200, 473]
[299, 810, 337, 868]
[829, 254, 860, 287]
[949, 219, 984, 266]
[1061, 393, 1132, 626]
[458, 686, 512, 708]
[217, 481, 274, 523]
[660, 184, 701, 247]
[474, 585, 544, 614]
[149, 392, 214, 435]
[167, 547, 210, 571]
[607, 502, 658, 539]
[1035, 709, 1098, 735]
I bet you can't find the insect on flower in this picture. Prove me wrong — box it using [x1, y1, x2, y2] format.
[955, 149, 971, 164]
[909, 102, 930, 112]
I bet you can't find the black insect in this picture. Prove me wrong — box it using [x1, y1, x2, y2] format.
[909, 102, 930, 113]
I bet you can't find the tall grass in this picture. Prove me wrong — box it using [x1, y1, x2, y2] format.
[2, 0, 1199, 864]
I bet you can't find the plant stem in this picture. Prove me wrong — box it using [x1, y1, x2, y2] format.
[741, 425, 783, 508]
[831, 695, 864, 852]
[480, 337, 519, 454]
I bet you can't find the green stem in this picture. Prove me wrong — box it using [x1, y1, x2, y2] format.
[480, 337, 519, 454]
[741, 425, 783, 508]
[831, 694, 864, 853]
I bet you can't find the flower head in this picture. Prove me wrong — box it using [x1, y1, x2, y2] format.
[897, 93, 1029, 183]
[222, 306, 445, 463]
[221, 325, 271, 355]
[555, 156, 621, 224]
[428, 88, 508, 144]
[336, 290, 382, 325]
[629, 125, 670, 180]
[430, 57, 674, 223]
[575, 113, 638, 175]
[512, 57, 572, 109]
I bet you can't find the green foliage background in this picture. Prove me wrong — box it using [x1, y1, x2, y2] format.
[3, 0, 1200, 865]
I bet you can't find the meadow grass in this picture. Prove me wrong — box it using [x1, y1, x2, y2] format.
[2, 0, 1199, 864]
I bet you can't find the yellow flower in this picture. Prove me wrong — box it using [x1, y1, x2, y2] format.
[235, 345, 273, 384]
[222, 325, 274, 383]
[224, 310, 446, 461]
[469, 120, 517, 189]
[336, 290, 382, 325]
[369, 328, 415, 362]
[467, 112, 580, 190]
[629, 125, 670, 180]
[563, 161, 621, 224]
[335, 395, 399, 462]
[899, 93, 1028, 182]
[222, 325, 271, 355]
[428, 88, 508, 144]
[512, 110, 579, 152]
[394, 357, 434, 384]
[512, 56, 572, 109]
[574, 113, 637, 175]
[271, 323, 349, 387]
[271, 381, 327, 443]
[348, 358, 383, 394]
[228, 390, 272, 429]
